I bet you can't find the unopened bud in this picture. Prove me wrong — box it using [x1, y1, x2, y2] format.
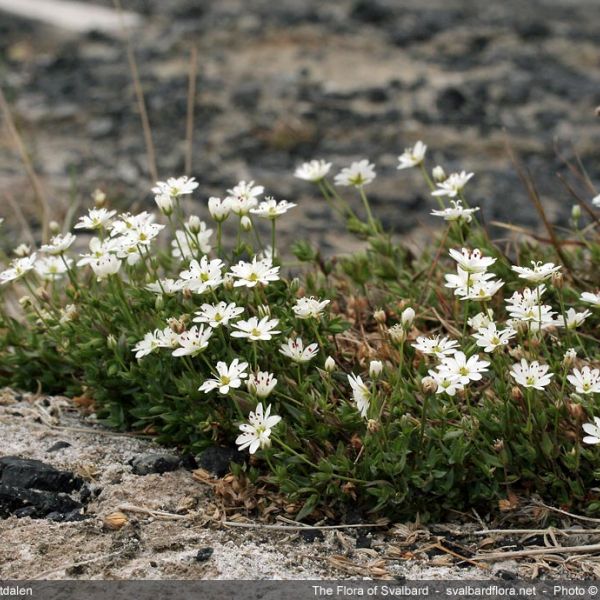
[401, 307, 415, 328]
[492, 439, 505, 452]
[369, 360, 383, 378]
[182, 288, 193, 300]
[49, 221, 61, 234]
[14, 244, 31, 257]
[566, 401, 585, 421]
[223, 273, 235, 290]
[373, 309, 386, 324]
[240, 215, 252, 231]
[563, 348, 577, 367]
[366, 419, 380, 433]
[107, 334, 117, 349]
[187, 215, 201, 234]
[155, 295, 164, 311]
[421, 376, 438, 394]
[324, 356, 336, 372]
[551, 271, 563, 289]
[432, 165, 446, 182]
[92, 188, 106, 207]
[571, 204, 581, 221]
[37, 287, 51, 303]
[257, 304, 271, 318]
[511, 386, 523, 402]
[18, 295, 32, 308]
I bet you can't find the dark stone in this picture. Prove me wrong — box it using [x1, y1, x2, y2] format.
[436, 87, 467, 114]
[0, 456, 83, 493]
[14, 506, 37, 518]
[231, 82, 261, 110]
[196, 447, 244, 477]
[0, 484, 82, 519]
[180, 453, 198, 471]
[299, 529, 324, 543]
[195, 547, 214, 562]
[351, 0, 392, 24]
[355, 533, 372, 549]
[498, 569, 517, 580]
[366, 87, 389, 103]
[46, 441, 72, 453]
[131, 453, 181, 476]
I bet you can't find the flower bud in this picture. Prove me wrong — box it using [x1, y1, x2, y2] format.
[373, 309, 386, 324]
[240, 215, 252, 231]
[187, 215, 201, 234]
[551, 271, 563, 289]
[511, 386, 523, 402]
[14, 243, 31, 257]
[421, 376, 437, 394]
[366, 419, 380, 433]
[107, 334, 117, 349]
[324, 356, 336, 372]
[369, 360, 383, 378]
[49, 220, 61, 234]
[92, 188, 106, 207]
[223, 273, 235, 290]
[401, 307, 415, 328]
[18, 295, 32, 308]
[563, 347, 577, 367]
[566, 401, 585, 421]
[492, 439, 505, 452]
[37, 287, 51, 303]
[571, 204, 581, 221]
[155, 194, 174, 216]
[257, 304, 271, 318]
[432, 165, 446, 182]
[154, 295, 164, 311]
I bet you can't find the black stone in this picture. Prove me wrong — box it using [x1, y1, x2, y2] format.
[350, 0, 392, 24]
[195, 547, 214, 562]
[355, 533, 372, 549]
[196, 447, 244, 477]
[0, 456, 83, 493]
[46, 441, 72, 453]
[0, 484, 82, 519]
[299, 529, 324, 543]
[131, 453, 181, 476]
[180, 453, 198, 471]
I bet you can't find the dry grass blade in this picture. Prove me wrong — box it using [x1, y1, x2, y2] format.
[185, 44, 198, 175]
[0, 88, 51, 242]
[504, 135, 571, 272]
[113, 0, 158, 184]
[473, 542, 600, 561]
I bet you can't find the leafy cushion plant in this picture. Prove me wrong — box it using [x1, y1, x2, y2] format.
[1, 145, 600, 522]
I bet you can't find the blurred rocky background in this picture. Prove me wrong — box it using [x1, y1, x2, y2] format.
[1, 0, 599, 253]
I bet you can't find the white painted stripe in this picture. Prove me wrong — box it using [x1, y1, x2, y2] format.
[0, 0, 141, 35]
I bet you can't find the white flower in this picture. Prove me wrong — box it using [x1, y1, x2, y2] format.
[231, 316, 280, 341]
[193, 302, 244, 328]
[438, 351, 489, 385]
[412, 335, 459, 358]
[236, 403, 281, 454]
[0, 254, 37, 284]
[294, 159, 332, 182]
[347, 374, 371, 418]
[90, 255, 121, 280]
[428, 370, 463, 396]
[145, 278, 184, 295]
[14, 243, 32, 257]
[592, 194, 600, 208]
[510, 359, 553, 390]
[279, 337, 319, 363]
[505, 286, 556, 327]
[172, 325, 214, 357]
[431, 171, 474, 198]
[40, 233, 76, 255]
[179, 256, 224, 294]
[448, 248, 496, 274]
[76, 237, 115, 266]
[582, 417, 600, 445]
[462, 278, 505, 302]
[133, 330, 162, 359]
[557, 308, 591, 330]
[581, 292, 600, 308]
[250, 197, 297, 219]
[472, 323, 516, 353]
[152, 176, 198, 199]
[401, 307, 415, 328]
[512, 261, 561, 283]
[334, 159, 376, 187]
[567, 366, 600, 395]
[227, 180, 263, 215]
[208, 197, 232, 222]
[247, 371, 277, 398]
[35, 256, 71, 280]
[74, 208, 117, 230]
[397, 141, 427, 170]
[292, 296, 331, 320]
[431, 200, 479, 223]
[199, 358, 248, 395]
[468, 310, 494, 330]
[229, 256, 280, 288]
[445, 268, 503, 301]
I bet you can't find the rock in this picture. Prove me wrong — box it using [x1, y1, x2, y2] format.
[231, 82, 261, 110]
[195, 547, 214, 562]
[0, 456, 83, 493]
[179, 453, 198, 471]
[131, 453, 181, 476]
[196, 446, 244, 477]
[299, 529, 324, 543]
[355, 533, 372, 548]
[350, 0, 392, 24]
[0, 484, 82, 518]
[46, 441, 71, 453]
